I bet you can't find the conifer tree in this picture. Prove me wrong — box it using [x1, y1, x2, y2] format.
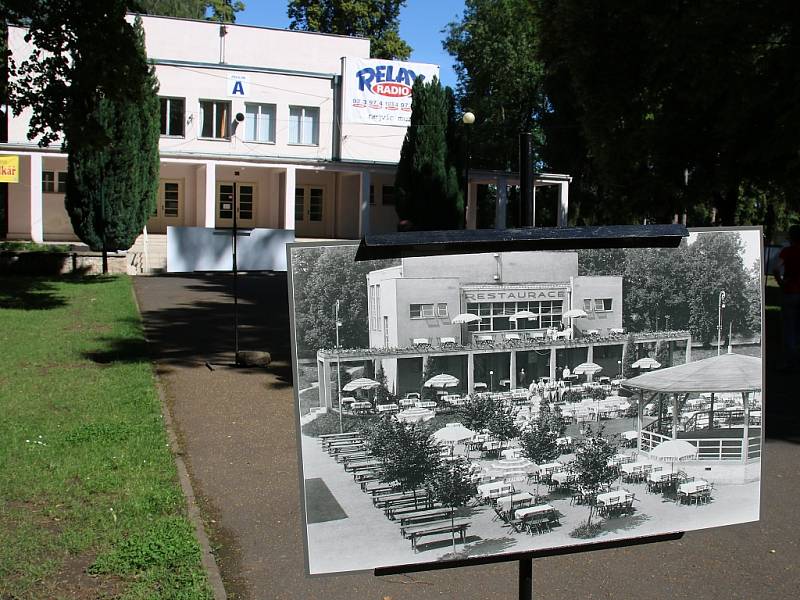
[395, 77, 464, 230]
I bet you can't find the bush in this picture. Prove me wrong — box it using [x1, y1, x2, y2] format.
[570, 520, 602, 539]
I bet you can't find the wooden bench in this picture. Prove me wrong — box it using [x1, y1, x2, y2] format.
[398, 507, 455, 527]
[403, 521, 471, 552]
[373, 491, 428, 509]
[385, 502, 444, 520]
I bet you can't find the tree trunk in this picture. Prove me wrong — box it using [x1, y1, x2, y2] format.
[102, 247, 108, 274]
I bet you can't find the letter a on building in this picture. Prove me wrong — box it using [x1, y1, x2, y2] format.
[228, 75, 248, 97]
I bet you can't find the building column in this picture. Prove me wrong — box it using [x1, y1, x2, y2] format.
[509, 351, 517, 389]
[199, 162, 216, 228]
[549, 347, 557, 380]
[741, 391, 750, 463]
[671, 393, 679, 439]
[358, 171, 370, 237]
[467, 352, 474, 395]
[284, 166, 296, 231]
[637, 391, 644, 452]
[587, 344, 594, 364]
[319, 360, 333, 410]
[495, 176, 508, 229]
[557, 181, 569, 227]
[685, 335, 692, 364]
[29, 154, 43, 242]
[317, 358, 328, 410]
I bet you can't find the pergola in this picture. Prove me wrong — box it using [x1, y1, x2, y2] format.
[622, 352, 762, 463]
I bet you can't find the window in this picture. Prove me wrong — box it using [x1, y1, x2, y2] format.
[244, 102, 275, 143]
[369, 185, 375, 205]
[465, 299, 564, 332]
[288, 106, 319, 145]
[382, 185, 395, 205]
[584, 299, 593, 312]
[594, 298, 613, 312]
[200, 100, 230, 139]
[436, 303, 448, 317]
[160, 97, 185, 136]
[42, 171, 66, 194]
[294, 188, 305, 221]
[163, 182, 180, 217]
[410, 303, 437, 319]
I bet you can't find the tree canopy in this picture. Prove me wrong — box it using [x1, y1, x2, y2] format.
[133, 0, 245, 21]
[288, 0, 411, 60]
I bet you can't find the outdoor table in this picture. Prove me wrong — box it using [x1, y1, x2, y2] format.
[415, 401, 437, 409]
[376, 403, 399, 413]
[596, 489, 633, 506]
[501, 448, 523, 459]
[477, 482, 515, 501]
[495, 492, 534, 512]
[550, 471, 576, 486]
[556, 436, 572, 447]
[621, 431, 639, 441]
[351, 401, 373, 414]
[482, 441, 503, 451]
[537, 462, 563, 475]
[620, 461, 653, 474]
[607, 453, 633, 467]
[647, 470, 678, 484]
[678, 479, 710, 495]
[515, 504, 556, 521]
[399, 398, 416, 408]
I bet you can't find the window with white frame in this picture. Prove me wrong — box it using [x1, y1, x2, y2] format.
[594, 298, 613, 312]
[42, 171, 66, 194]
[466, 299, 564, 332]
[584, 298, 593, 312]
[288, 105, 319, 145]
[159, 97, 185, 136]
[200, 100, 230, 139]
[244, 102, 276, 143]
[409, 303, 447, 319]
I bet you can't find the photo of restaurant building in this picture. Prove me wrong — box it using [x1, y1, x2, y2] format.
[1, 14, 571, 271]
[315, 250, 692, 409]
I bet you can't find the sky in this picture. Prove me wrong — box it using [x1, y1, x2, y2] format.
[236, 1, 465, 89]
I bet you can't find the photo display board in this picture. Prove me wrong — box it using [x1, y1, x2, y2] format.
[287, 228, 763, 575]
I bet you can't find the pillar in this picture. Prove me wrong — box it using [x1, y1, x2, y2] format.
[358, 171, 370, 237]
[685, 334, 692, 363]
[284, 166, 296, 231]
[494, 176, 508, 230]
[322, 359, 332, 409]
[317, 359, 327, 410]
[510, 351, 517, 389]
[549, 347, 557, 380]
[557, 180, 569, 227]
[200, 162, 216, 227]
[671, 393, 678, 439]
[637, 391, 644, 452]
[741, 391, 750, 463]
[29, 154, 43, 242]
[467, 352, 474, 394]
[587, 344, 594, 363]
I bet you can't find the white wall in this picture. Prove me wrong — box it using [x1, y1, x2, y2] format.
[573, 276, 623, 334]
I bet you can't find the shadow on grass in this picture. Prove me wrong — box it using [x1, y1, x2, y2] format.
[458, 536, 516, 558]
[0, 277, 68, 310]
[597, 513, 651, 534]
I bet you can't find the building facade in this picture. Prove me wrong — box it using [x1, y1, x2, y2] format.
[2, 15, 572, 260]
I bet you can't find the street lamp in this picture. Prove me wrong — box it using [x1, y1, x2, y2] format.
[462, 111, 475, 228]
[489, 370, 494, 393]
[717, 291, 726, 357]
[617, 360, 622, 379]
[335, 300, 343, 434]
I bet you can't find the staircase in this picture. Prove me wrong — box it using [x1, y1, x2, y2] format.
[127, 233, 167, 274]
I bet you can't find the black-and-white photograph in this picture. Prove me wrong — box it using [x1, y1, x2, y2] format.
[288, 228, 762, 575]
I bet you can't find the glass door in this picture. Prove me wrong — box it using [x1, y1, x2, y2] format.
[147, 180, 183, 233]
[217, 182, 256, 228]
[294, 185, 326, 237]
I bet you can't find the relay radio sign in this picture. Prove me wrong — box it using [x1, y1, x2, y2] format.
[343, 57, 439, 127]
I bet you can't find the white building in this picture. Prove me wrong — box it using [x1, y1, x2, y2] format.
[1, 14, 572, 269]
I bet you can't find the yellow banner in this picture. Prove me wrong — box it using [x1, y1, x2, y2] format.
[0, 155, 19, 183]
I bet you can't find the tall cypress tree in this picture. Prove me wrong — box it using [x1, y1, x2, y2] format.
[395, 77, 463, 230]
[65, 16, 159, 270]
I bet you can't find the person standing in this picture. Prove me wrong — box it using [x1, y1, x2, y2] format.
[773, 225, 800, 368]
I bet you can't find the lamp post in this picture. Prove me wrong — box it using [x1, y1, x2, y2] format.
[462, 111, 475, 228]
[335, 300, 343, 434]
[489, 370, 494, 393]
[617, 360, 622, 379]
[717, 291, 726, 357]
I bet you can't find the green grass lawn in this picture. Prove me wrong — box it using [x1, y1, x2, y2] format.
[0, 276, 212, 599]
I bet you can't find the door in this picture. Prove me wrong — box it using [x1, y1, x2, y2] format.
[294, 185, 326, 237]
[148, 180, 184, 233]
[217, 182, 256, 228]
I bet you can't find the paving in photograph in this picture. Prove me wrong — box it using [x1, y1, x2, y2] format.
[288, 229, 763, 574]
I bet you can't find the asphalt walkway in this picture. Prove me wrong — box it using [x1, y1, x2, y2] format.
[134, 273, 800, 600]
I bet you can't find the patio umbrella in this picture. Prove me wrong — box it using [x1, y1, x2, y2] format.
[632, 357, 662, 370]
[424, 374, 460, 388]
[649, 439, 698, 472]
[562, 308, 588, 319]
[474, 382, 488, 391]
[433, 423, 476, 445]
[510, 310, 537, 321]
[490, 458, 538, 474]
[396, 407, 435, 423]
[573, 362, 603, 377]
[342, 377, 380, 392]
[451, 313, 481, 324]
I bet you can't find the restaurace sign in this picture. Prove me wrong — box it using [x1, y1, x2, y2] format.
[463, 289, 567, 302]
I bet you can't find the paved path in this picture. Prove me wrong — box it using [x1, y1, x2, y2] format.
[134, 273, 800, 600]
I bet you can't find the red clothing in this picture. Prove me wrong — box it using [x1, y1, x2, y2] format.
[779, 244, 800, 294]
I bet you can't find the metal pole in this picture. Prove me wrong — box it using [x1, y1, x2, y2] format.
[233, 179, 239, 363]
[717, 291, 726, 357]
[519, 558, 533, 599]
[336, 300, 343, 434]
[519, 133, 534, 227]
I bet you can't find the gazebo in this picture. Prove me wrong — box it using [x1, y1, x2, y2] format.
[622, 352, 762, 463]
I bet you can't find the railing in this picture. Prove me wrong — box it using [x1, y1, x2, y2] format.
[640, 429, 671, 452]
[642, 433, 762, 462]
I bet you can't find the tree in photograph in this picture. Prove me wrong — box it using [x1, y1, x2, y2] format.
[519, 402, 560, 496]
[380, 421, 441, 509]
[287, 0, 411, 60]
[654, 340, 671, 370]
[425, 457, 476, 554]
[133, 0, 245, 21]
[419, 356, 442, 401]
[458, 394, 503, 432]
[394, 76, 464, 229]
[486, 405, 518, 445]
[571, 425, 617, 530]
[621, 335, 636, 379]
[374, 362, 393, 406]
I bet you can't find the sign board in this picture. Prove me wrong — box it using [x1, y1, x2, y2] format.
[0, 155, 19, 183]
[287, 228, 763, 575]
[343, 57, 440, 127]
[228, 74, 248, 97]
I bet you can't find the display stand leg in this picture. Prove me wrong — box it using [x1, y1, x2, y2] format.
[519, 558, 532, 599]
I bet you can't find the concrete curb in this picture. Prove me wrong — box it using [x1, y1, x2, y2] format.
[130, 277, 228, 600]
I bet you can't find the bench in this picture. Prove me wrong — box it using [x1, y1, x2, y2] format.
[403, 521, 471, 552]
[398, 507, 455, 527]
[385, 501, 444, 520]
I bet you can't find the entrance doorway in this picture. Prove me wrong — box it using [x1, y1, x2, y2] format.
[294, 185, 326, 237]
[217, 182, 256, 228]
[149, 180, 184, 232]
